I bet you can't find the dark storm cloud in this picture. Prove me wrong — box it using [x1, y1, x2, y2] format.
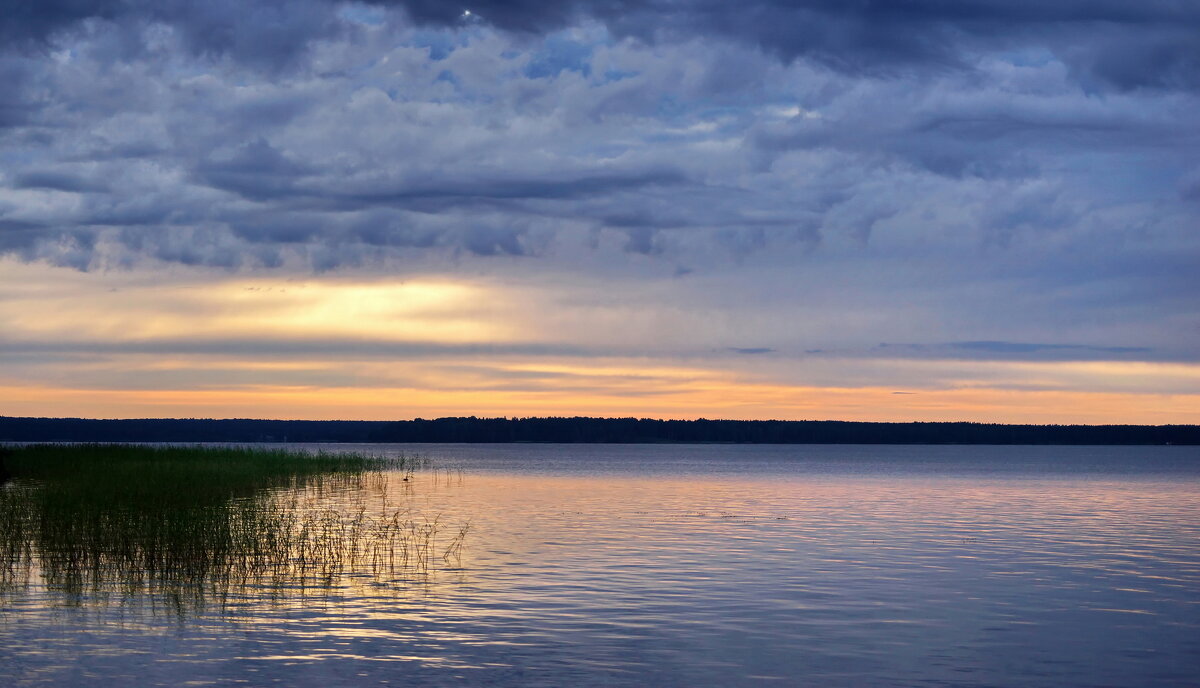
[337, 168, 690, 205]
[0, 222, 45, 258]
[189, 133, 689, 223]
[747, 81, 1194, 183]
[3, 0, 1198, 90]
[11, 170, 110, 193]
[0, 0, 1196, 366]
[0, 58, 38, 130]
[1, 0, 344, 71]
[195, 138, 315, 203]
[199, 165, 689, 208]
[388, 0, 1200, 91]
[0, 0, 119, 46]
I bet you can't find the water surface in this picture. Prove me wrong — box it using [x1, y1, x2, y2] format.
[2, 444, 1198, 686]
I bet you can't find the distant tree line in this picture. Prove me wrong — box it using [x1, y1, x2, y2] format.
[1, 416, 1197, 445]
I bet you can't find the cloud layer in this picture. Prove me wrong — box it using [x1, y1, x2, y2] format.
[0, 1, 1197, 419]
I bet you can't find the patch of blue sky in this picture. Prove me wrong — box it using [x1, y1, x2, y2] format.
[409, 29, 464, 61]
[337, 3, 386, 27]
[599, 68, 639, 84]
[428, 69, 496, 104]
[653, 94, 691, 121]
[641, 103, 747, 141]
[434, 69, 460, 86]
[524, 36, 595, 79]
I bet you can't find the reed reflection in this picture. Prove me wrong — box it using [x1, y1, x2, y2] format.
[0, 445, 470, 615]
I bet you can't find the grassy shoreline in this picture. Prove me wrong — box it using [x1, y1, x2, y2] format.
[0, 444, 463, 613]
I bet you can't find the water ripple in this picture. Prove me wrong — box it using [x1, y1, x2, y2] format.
[3, 444, 1199, 686]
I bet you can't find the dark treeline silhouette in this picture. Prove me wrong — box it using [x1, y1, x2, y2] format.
[1, 416, 1197, 445]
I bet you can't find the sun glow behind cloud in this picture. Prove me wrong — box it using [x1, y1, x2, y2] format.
[0, 268, 510, 344]
[2, 259, 1197, 423]
[218, 279, 515, 341]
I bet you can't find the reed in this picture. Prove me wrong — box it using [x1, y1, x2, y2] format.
[0, 444, 467, 613]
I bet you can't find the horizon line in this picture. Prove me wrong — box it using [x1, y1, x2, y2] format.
[3, 415, 1196, 429]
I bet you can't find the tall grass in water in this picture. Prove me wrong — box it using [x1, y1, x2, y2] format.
[0, 445, 468, 613]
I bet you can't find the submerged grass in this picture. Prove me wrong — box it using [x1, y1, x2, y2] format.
[0, 444, 467, 613]
[0, 443, 404, 496]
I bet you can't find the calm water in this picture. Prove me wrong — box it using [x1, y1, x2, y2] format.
[3, 444, 1199, 686]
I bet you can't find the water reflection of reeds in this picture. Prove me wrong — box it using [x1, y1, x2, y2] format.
[0, 445, 469, 614]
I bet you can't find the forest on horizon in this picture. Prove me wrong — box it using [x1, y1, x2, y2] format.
[1, 416, 1196, 445]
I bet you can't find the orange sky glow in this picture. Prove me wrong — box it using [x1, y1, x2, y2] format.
[2, 259, 1197, 424]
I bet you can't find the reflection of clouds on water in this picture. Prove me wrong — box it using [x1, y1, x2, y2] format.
[2, 444, 1199, 686]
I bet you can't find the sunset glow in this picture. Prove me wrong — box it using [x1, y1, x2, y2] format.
[2, 1, 1197, 426]
[4, 258, 1197, 423]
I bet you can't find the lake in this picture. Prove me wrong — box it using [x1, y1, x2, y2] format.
[2, 443, 1199, 686]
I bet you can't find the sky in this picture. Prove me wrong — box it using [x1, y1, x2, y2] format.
[1, 1, 1198, 423]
